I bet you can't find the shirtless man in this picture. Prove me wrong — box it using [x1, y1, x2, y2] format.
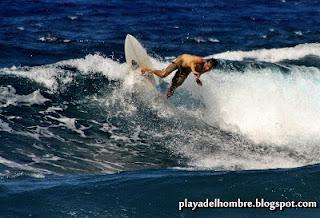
[141, 54, 218, 98]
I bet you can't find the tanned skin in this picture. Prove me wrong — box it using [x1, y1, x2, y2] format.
[141, 54, 216, 98]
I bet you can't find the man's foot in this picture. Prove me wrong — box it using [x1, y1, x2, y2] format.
[141, 68, 147, 74]
[166, 86, 175, 98]
[141, 67, 152, 75]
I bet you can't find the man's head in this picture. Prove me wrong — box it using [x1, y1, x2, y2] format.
[203, 58, 218, 72]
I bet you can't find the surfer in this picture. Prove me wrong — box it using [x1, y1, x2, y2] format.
[141, 54, 218, 98]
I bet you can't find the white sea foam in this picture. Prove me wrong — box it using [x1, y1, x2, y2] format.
[172, 63, 320, 170]
[1, 54, 127, 92]
[187, 36, 220, 43]
[0, 120, 13, 132]
[189, 152, 304, 170]
[192, 65, 320, 146]
[294, 31, 303, 36]
[208, 37, 220, 43]
[39, 35, 58, 42]
[0, 86, 49, 107]
[58, 54, 129, 80]
[2, 65, 62, 91]
[67, 15, 78, 20]
[211, 43, 320, 62]
[0, 156, 50, 177]
[47, 115, 87, 137]
[42, 106, 64, 114]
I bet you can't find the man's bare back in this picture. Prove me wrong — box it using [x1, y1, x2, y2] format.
[141, 54, 218, 98]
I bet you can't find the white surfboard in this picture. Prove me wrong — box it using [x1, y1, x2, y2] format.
[124, 34, 160, 90]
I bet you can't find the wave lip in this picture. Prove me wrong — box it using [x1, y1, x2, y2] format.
[212, 43, 320, 63]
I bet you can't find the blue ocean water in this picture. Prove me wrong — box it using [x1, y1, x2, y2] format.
[1, 0, 320, 217]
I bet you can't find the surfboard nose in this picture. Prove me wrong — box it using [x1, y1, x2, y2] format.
[126, 34, 134, 41]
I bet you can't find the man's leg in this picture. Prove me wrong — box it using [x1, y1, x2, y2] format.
[142, 62, 178, 78]
[166, 72, 189, 98]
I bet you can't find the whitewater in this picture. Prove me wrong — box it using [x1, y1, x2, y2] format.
[0, 43, 319, 179]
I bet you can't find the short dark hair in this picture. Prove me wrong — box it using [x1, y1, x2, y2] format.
[206, 58, 218, 67]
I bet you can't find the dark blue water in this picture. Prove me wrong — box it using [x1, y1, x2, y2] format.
[1, 0, 320, 217]
[1, 165, 320, 217]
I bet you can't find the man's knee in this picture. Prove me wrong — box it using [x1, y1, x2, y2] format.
[159, 71, 170, 78]
[163, 63, 178, 76]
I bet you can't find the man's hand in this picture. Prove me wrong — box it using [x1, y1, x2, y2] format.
[196, 78, 203, 86]
[194, 72, 201, 78]
[194, 71, 202, 86]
